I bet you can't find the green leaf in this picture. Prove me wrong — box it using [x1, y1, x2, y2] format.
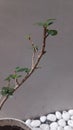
[5, 76, 11, 81]
[47, 18, 56, 21]
[15, 67, 30, 74]
[15, 67, 26, 72]
[47, 22, 53, 25]
[24, 68, 30, 74]
[35, 19, 56, 28]
[47, 30, 58, 36]
[1, 87, 14, 96]
[15, 67, 23, 72]
[5, 73, 21, 81]
[9, 74, 17, 79]
[43, 19, 56, 27]
[15, 67, 20, 71]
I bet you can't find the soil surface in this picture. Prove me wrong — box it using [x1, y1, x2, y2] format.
[0, 125, 25, 130]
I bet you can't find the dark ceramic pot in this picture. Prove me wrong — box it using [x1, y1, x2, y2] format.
[0, 118, 31, 130]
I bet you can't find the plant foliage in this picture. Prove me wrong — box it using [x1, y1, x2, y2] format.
[5, 74, 22, 81]
[15, 67, 30, 74]
[1, 87, 14, 96]
[35, 18, 56, 28]
[47, 29, 58, 36]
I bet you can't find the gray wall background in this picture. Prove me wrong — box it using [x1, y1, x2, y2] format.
[0, 0, 73, 120]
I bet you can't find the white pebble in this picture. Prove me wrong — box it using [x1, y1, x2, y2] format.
[55, 111, 62, 119]
[68, 109, 73, 116]
[71, 116, 73, 120]
[64, 125, 73, 130]
[25, 119, 31, 125]
[32, 128, 41, 130]
[30, 120, 41, 127]
[68, 120, 73, 127]
[40, 116, 47, 123]
[40, 124, 49, 130]
[58, 119, 66, 127]
[62, 111, 70, 121]
[57, 126, 64, 130]
[50, 122, 58, 129]
[50, 128, 56, 130]
[25, 119, 32, 128]
[47, 114, 56, 121]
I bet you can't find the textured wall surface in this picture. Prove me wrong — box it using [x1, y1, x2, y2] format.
[0, 0, 73, 119]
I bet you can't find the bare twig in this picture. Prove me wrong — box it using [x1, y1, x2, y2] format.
[32, 52, 35, 69]
[0, 95, 9, 109]
[14, 71, 19, 86]
[28, 36, 37, 69]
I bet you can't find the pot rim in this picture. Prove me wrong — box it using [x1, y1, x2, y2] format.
[0, 117, 25, 123]
[0, 117, 31, 130]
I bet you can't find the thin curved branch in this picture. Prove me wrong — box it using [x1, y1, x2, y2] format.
[0, 27, 47, 110]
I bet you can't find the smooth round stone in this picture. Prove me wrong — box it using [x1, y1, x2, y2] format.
[30, 120, 41, 127]
[57, 126, 64, 130]
[68, 120, 73, 127]
[62, 111, 70, 121]
[64, 125, 73, 130]
[40, 124, 49, 130]
[40, 116, 47, 123]
[47, 114, 56, 122]
[71, 116, 73, 120]
[55, 111, 62, 119]
[58, 119, 66, 127]
[25, 119, 31, 125]
[32, 128, 41, 130]
[68, 109, 73, 116]
[25, 119, 32, 128]
[50, 128, 57, 130]
[50, 122, 58, 130]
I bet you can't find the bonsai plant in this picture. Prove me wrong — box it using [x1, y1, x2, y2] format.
[0, 19, 58, 130]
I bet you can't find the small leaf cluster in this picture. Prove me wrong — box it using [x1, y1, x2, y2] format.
[4, 67, 30, 83]
[5, 74, 22, 81]
[36, 19, 55, 27]
[1, 87, 14, 96]
[0, 66, 31, 97]
[15, 67, 30, 74]
[46, 29, 57, 36]
[36, 19, 58, 36]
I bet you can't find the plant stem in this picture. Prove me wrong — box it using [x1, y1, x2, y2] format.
[0, 27, 47, 110]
